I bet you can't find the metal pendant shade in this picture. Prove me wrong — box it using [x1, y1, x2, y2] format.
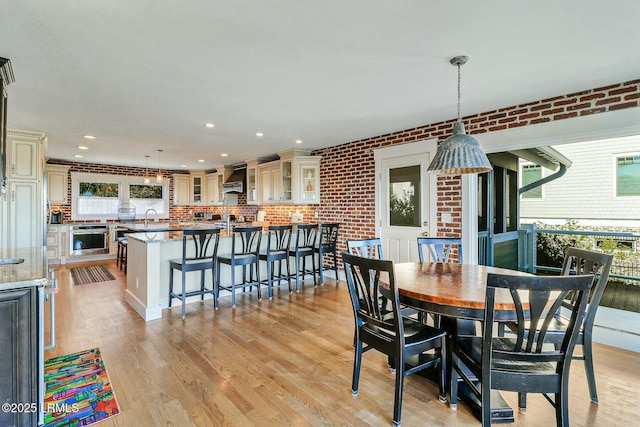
[428, 56, 492, 175]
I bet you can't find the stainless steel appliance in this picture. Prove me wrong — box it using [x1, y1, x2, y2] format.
[69, 225, 109, 256]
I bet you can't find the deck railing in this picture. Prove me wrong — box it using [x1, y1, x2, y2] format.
[479, 225, 640, 285]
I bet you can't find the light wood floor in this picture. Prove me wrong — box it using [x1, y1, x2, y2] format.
[47, 261, 640, 426]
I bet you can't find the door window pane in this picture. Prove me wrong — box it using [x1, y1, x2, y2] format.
[389, 165, 420, 227]
[617, 156, 640, 196]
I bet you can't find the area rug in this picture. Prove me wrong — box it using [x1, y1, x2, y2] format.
[44, 348, 120, 427]
[70, 265, 115, 285]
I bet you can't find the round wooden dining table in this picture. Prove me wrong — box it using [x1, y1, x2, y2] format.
[394, 262, 532, 322]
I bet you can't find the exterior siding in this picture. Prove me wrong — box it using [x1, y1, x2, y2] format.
[520, 135, 640, 226]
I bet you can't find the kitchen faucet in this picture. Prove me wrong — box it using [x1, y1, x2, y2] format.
[144, 208, 158, 227]
[223, 196, 231, 233]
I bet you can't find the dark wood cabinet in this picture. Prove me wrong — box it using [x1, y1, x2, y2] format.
[0, 287, 40, 427]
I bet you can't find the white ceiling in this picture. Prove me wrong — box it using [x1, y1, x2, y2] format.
[2, 1, 640, 170]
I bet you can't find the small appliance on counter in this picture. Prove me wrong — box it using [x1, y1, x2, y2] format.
[51, 210, 64, 224]
[291, 210, 303, 223]
[256, 210, 266, 222]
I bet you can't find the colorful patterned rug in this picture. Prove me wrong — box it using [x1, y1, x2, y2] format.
[70, 265, 115, 285]
[44, 348, 120, 426]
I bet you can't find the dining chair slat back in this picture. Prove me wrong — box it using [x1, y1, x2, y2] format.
[450, 272, 593, 427]
[417, 237, 463, 263]
[347, 238, 384, 259]
[342, 252, 446, 427]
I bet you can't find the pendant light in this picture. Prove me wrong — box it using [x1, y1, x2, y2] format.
[427, 56, 492, 175]
[143, 155, 150, 184]
[156, 149, 164, 183]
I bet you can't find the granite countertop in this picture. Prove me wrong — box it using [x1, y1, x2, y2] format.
[0, 246, 49, 290]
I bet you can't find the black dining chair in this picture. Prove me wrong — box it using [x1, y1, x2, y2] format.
[347, 238, 384, 259]
[417, 237, 463, 263]
[450, 272, 593, 427]
[288, 224, 318, 292]
[342, 252, 446, 427]
[168, 228, 221, 319]
[259, 224, 293, 298]
[502, 247, 614, 408]
[314, 223, 339, 285]
[216, 226, 262, 308]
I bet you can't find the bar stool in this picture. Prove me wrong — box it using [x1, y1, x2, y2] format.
[259, 225, 292, 298]
[168, 228, 220, 319]
[288, 224, 318, 292]
[314, 223, 339, 285]
[117, 237, 128, 273]
[216, 226, 262, 308]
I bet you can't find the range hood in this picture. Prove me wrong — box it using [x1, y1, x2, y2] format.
[222, 167, 246, 193]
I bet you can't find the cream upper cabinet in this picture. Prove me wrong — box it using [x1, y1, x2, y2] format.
[205, 173, 219, 205]
[277, 149, 321, 205]
[258, 160, 282, 204]
[46, 164, 70, 205]
[245, 159, 259, 205]
[190, 172, 205, 204]
[7, 130, 45, 181]
[172, 174, 190, 206]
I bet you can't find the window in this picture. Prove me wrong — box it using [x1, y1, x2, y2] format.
[71, 172, 169, 220]
[521, 164, 542, 199]
[129, 184, 165, 213]
[389, 165, 420, 227]
[616, 155, 640, 196]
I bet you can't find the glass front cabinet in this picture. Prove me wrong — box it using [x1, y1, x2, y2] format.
[277, 149, 321, 205]
[245, 159, 259, 205]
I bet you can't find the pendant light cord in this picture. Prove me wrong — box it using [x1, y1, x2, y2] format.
[457, 63, 461, 122]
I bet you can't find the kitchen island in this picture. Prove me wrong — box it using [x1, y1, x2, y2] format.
[124, 224, 316, 321]
[0, 247, 49, 427]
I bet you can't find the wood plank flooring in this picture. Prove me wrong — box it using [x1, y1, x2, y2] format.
[46, 261, 640, 426]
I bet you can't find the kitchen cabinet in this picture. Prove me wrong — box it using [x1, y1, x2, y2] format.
[45, 164, 70, 205]
[258, 160, 282, 204]
[277, 149, 321, 204]
[245, 159, 259, 205]
[191, 172, 204, 204]
[0, 286, 40, 427]
[172, 174, 190, 206]
[206, 166, 233, 205]
[46, 225, 69, 263]
[8, 180, 42, 249]
[7, 130, 44, 181]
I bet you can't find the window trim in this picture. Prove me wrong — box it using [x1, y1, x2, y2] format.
[71, 172, 169, 221]
[614, 152, 640, 199]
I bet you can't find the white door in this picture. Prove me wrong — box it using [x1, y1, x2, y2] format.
[375, 139, 438, 263]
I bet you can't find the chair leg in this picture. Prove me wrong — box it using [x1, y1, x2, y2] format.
[450, 360, 459, 410]
[518, 393, 527, 412]
[295, 255, 301, 292]
[438, 340, 447, 403]
[318, 251, 324, 286]
[255, 261, 261, 301]
[168, 266, 173, 309]
[181, 270, 187, 319]
[231, 264, 236, 308]
[267, 260, 273, 300]
[351, 338, 363, 396]
[556, 391, 570, 427]
[285, 256, 292, 293]
[200, 270, 205, 303]
[583, 334, 598, 403]
[332, 250, 338, 282]
[214, 260, 221, 310]
[392, 358, 405, 427]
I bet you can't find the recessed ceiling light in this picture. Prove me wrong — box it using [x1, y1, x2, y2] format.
[181, 165, 187, 168]
[83, 135, 96, 139]
[205, 123, 215, 128]
[221, 153, 228, 157]
[74, 154, 84, 158]
[198, 159, 205, 163]
[77, 146, 89, 150]
[256, 132, 264, 137]
[295, 140, 302, 144]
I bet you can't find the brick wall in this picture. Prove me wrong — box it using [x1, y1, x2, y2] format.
[311, 79, 640, 257]
[47, 79, 640, 262]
